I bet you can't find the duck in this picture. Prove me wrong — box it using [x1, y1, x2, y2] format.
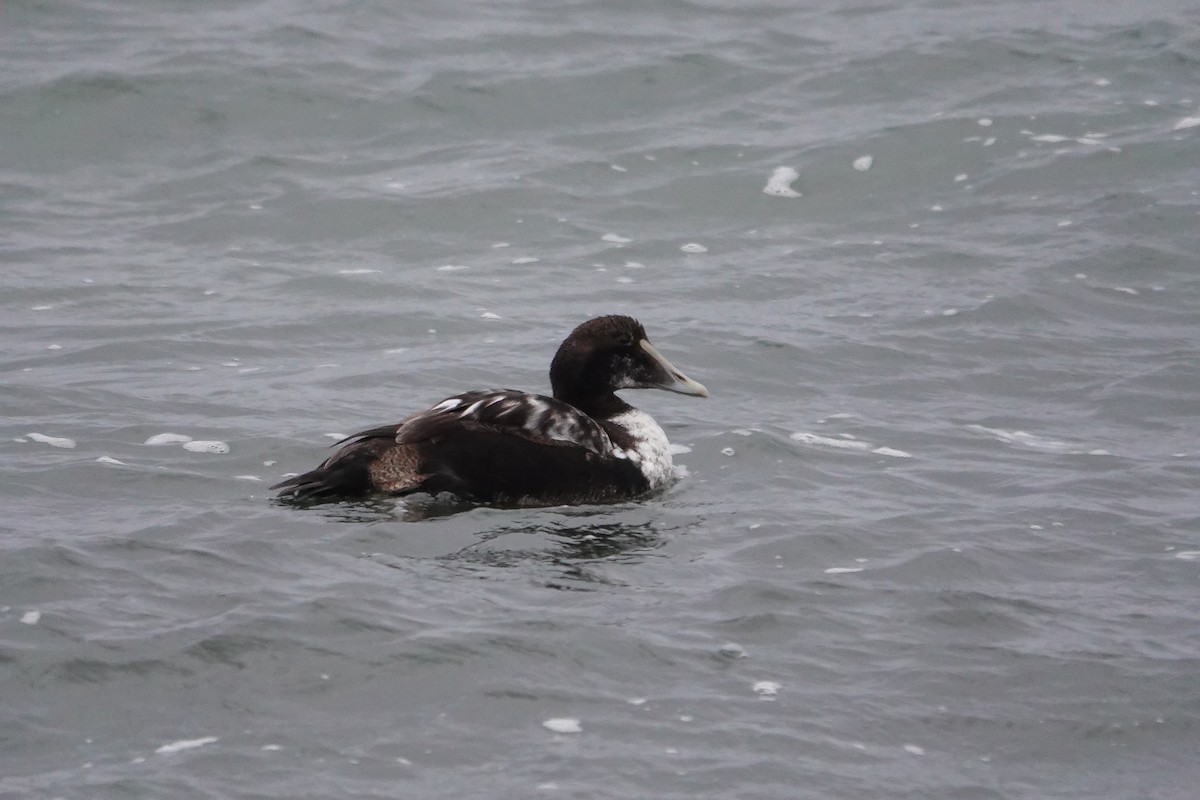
[272, 315, 708, 505]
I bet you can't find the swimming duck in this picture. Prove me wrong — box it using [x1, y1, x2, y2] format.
[272, 315, 708, 505]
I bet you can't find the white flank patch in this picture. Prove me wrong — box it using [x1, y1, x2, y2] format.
[25, 432, 76, 448]
[762, 166, 801, 197]
[543, 718, 582, 734]
[155, 736, 219, 755]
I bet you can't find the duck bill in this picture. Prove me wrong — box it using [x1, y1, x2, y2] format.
[639, 339, 710, 397]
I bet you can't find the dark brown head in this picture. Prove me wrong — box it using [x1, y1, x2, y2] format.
[549, 315, 709, 408]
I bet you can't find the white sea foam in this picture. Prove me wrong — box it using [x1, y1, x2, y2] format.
[511, 256, 540, 264]
[680, 242, 708, 253]
[479, 311, 501, 320]
[872, 446, 913, 458]
[25, 432, 76, 448]
[337, 269, 381, 275]
[1031, 134, 1071, 142]
[903, 743, 926, 755]
[182, 440, 230, 454]
[825, 566, 864, 574]
[436, 264, 468, 271]
[543, 718, 582, 733]
[753, 680, 781, 698]
[602, 233, 631, 243]
[21, 610, 41, 625]
[792, 431, 911, 458]
[96, 456, 125, 465]
[144, 433, 192, 446]
[1172, 116, 1200, 130]
[719, 642, 747, 658]
[762, 166, 801, 198]
[852, 155, 873, 172]
[155, 736, 218, 755]
[966, 424, 1107, 455]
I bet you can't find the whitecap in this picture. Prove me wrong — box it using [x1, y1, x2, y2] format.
[965, 424, 1104, 455]
[752, 680, 780, 698]
[511, 257, 540, 264]
[25, 432, 76, 449]
[543, 718, 582, 734]
[680, 242, 708, 253]
[155, 736, 218, 755]
[144, 433, 192, 446]
[182, 440, 230, 454]
[871, 446, 913, 458]
[790, 432, 871, 451]
[852, 155, 873, 172]
[762, 166, 801, 198]
[825, 566, 864, 574]
[602, 233, 631, 243]
[1172, 116, 1200, 131]
[21, 610, 41, 625]
[95, 456, 125, 465]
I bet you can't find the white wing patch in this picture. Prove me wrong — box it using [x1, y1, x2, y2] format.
[400, 390, 614, 455]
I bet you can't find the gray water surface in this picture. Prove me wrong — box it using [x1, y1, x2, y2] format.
[3, 1, 1200, 798]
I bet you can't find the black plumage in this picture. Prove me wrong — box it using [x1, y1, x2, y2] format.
[272, 315, 708, 506]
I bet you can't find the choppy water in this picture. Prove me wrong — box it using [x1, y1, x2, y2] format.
[4, 1, 1200, 797]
